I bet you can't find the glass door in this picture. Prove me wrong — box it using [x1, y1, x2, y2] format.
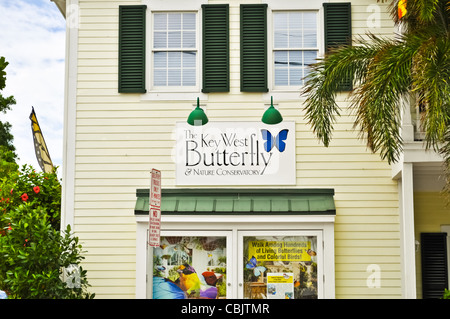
[151, 231, 232, 299]
[238, 231, 323, 299]
[150, 230, 323, 299]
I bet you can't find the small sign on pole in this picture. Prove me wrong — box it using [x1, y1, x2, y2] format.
[149, 169, 161, 247]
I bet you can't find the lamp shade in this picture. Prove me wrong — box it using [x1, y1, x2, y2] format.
[262, 97, 283, 124]
[187, 98, 208, 126]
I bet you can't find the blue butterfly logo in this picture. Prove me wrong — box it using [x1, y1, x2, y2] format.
[246, 256, 266, 276]
[261, 129, 289, 152]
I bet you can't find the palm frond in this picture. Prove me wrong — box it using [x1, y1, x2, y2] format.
[351, 35, 415, 163]
[302, 0, 449, 173]
[302, 34, 416, 163]
[412, 33, 450, 150]
[301, 41, 380, 147]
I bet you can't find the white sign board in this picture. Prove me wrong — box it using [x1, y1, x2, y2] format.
[149, 169, 161, 247]
[267, 273, 295, 299]
[175, 121, 296, 185]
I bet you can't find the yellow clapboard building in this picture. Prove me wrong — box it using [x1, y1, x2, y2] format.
[53, 0, 450, 299]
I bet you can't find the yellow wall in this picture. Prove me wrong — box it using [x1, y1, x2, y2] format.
[414, 192, 450, 298]
[72, 0, 400, 298]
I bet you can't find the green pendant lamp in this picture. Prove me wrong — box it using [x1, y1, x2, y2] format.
[187, 97, 208, 126]
[262, 96, 283, 124]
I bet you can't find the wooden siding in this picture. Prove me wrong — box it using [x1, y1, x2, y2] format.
[73, 0, 400, 298]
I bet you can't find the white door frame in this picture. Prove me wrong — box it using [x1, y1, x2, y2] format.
[135, 214, 335, 299]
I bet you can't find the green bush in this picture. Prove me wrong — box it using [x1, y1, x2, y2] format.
[0, 164, 94, 299]
[443, 289, 450, 299]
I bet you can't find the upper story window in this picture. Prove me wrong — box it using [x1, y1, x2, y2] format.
[118, 2, 351, 97]
[152, 12, 198, 90]
[272, 11, 318, 89]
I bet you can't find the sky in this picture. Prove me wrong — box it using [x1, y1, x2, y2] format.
[0, 0, 66, 171]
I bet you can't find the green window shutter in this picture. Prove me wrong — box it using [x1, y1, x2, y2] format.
[323, 2, 352, 91]
[202, 4, 229, 93]
[118, 5, 147, 93]
[421, 233, 448, 299]
[240, 4, 268, 92]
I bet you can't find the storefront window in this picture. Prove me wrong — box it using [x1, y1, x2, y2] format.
[243, 235, 318, 299]
[153, 236, 227, 299]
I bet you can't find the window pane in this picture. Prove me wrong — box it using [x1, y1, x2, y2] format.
[154, 14, 167, 30]
[153, 52, 167, 86]
[168, 13, 181, 30]
[303, 12, 317, 47]
[303, 30, 317, 47]
[303, 51, 317, 66]
[183, 31, 196, 48]
[153, 236, 227, 299]
[274, 50, 288, 86]
[290, 68, 302, 86]
[289, 51, 302, 67]
[153, 69, 167, 86]
[274, 51, 288, 66]
[183, 52, 196, 86]
[168, 31, 181, 48]
[303, 12, 317, 29]
[154, 32, 167, 48]
[274, 12, 287, 30]
[275, 68, 288, 86]
[243, 235, 318, 299]
[168, 69, 181, 86]
[274, 31, 288, 48]
[183, 51, 196, 67]
[289, 31, 302, 48]
[183, 13, 196, 30]
[183, 69, 196, 86]
[289, 12, 302, 30]
[168, 51, 181, 68]
[154, 51, 167, 68]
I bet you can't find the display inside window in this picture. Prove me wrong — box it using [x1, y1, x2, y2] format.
[153, 236, 227, 299]
[243, 235, 318, 299]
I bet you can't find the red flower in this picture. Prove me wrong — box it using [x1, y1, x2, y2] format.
[33, 186, 40, 194]
[21, 193, 28, 201]
[10, 189, 13, 195]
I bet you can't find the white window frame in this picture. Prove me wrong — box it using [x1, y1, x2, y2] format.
[271, 10, 320, 91]
[142, 0, 208, 101]
[150, 11, 200, 92]
[263, 0, 326, 101]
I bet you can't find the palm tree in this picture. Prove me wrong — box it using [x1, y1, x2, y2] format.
[301, 0, 449, 187]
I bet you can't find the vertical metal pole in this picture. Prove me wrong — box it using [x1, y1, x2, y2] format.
[147, 171, 153, 299]
[147, 169, 161, 299]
